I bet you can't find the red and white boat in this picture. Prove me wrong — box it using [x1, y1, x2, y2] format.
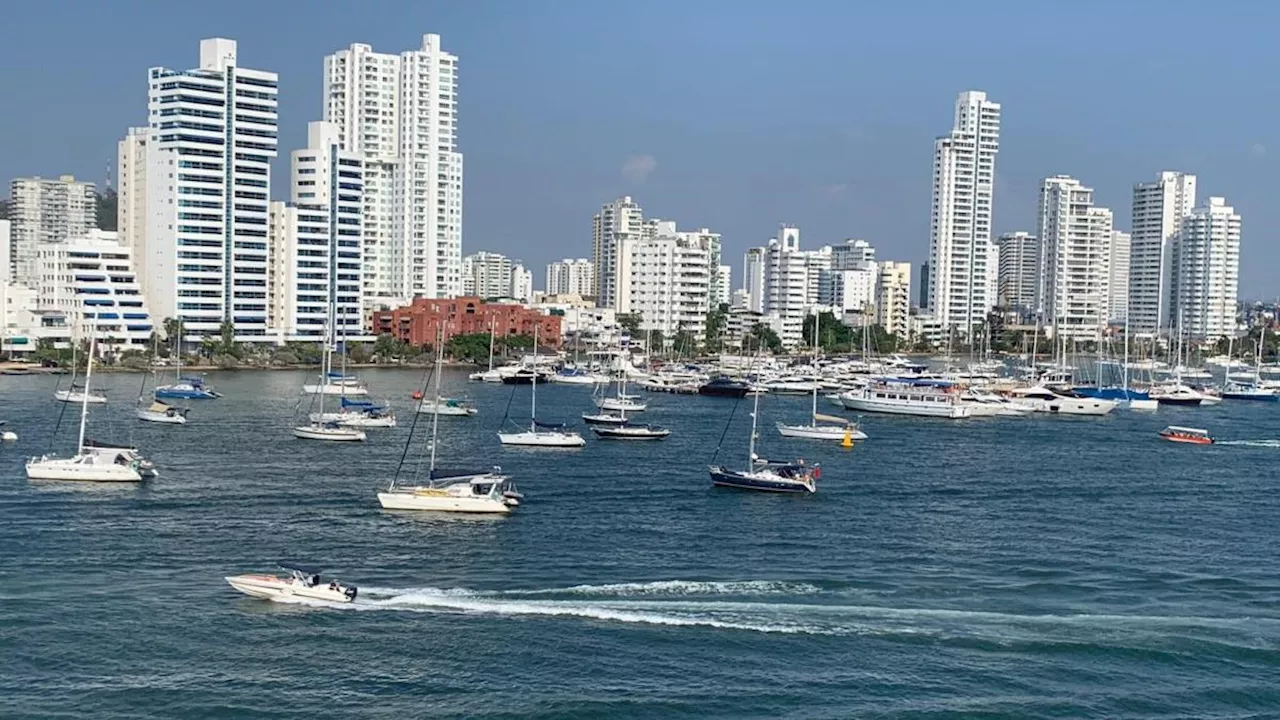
[1158, 426, 1214, 445]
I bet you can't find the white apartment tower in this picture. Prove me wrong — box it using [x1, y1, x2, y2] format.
[9, 175, 97, 283]
[143, 38, 278, 341]
[116, 128, 150, 259]
[743, 247, 766, 314]
[714, 264, 732, 307]
[927, 90, 1001, 336]
[35, 230, 154, 352]
[591, 196, 644, 308]
[1037, 176, 1113, 341]
[324, 35, 463, 307]
[546, 258, 594, 297]
[995, 231, 1038, 312]
[615, 224, 714, 338]
[461, 251, 514, 298]
[1172, 197, 1239, 340]
[272, 121, 365, 341]
[762, 225, 812, 348]
[831, 238, 876, 271]
[510, 264, 533, 303]
[876, 261, 912, 339]
[1129, 171, 1195, 336]
[1108, 231, 1131, 323]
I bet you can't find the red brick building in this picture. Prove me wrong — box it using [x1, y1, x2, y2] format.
[371, 296, 562, 347]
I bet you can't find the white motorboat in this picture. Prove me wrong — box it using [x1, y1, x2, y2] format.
[0, 421, 15, 442]
[592, 423, 671, 440]
[28, 330, 147, 482]
[136, 401, 189, 425]
[379, 471, 519, 513]
[1150, 383, 1211, 406]
[1008, 386, 1117, 415]
[839, 379, 972, 418]
[309, 411, 397, 428]
[762, 377, 821, 395]
[416, 398, 477, 416]
[302, 374, 370, 396]
[549, 367, 607, 385]
[55, 387, 107, 405]
[959, 389, 1029, 417]
[293, 423, 366, 441]
[225, 568, 358, 603]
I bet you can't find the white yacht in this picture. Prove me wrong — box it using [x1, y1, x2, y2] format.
[1149, 383, 1212, 406]
[225, 568, 357, 603]
[838, 379, 972, 418]
[959, 389, 1029, 417]
[136, 401, 189, 425]
[55, 386, 107, 405]
[1007, 386, 1116, 415]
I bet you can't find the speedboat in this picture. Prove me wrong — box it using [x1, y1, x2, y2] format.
[154, 376, 221, 400]
[1150, 383, 1210, 406]
[0, 421, 15, 442]
[136, 401, 189, 425]
[417, 397, 477, 416]
[55, 386, 107, 405]
[592, 423, 671, 440]
[1159, 425, 1214, 445]
[710, 458, 818, 494]
[378, 469, 520, 513]
[225, 567, 358, 603]
[293, 422, 367, 442]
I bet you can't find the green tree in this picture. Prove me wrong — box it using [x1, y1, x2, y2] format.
[617, 313, 643, 336]
[347, 342, 370, 364]
[801, 311, 854, 352]
[672, 329, 699, 357]
[647, 330, 666, 354]
[503, 333, 535, 353]
[704, 304, 728, 352]
[447, 333, 493, 363]
[749, 323, 783, 354]
[95, 188, 118, 231]
[373, 333, 399, 361]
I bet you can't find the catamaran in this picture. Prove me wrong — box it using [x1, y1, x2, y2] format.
[379, 332, 521, 513]
[28, 329, 145, 482]
[498, 327, 585, 447]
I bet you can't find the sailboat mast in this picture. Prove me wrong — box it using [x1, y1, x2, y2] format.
[1122, 319, 1130, 393]
[430, 329, 443, 472]
[78, 327, 97, 454]
[487, 316, 495, 372]
[747, 371, 761, 470]
[810, 312, 819, 422]
[529, 324, 538, 432]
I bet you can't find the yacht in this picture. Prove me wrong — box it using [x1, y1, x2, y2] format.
[762, 377, 820, 395]
[416, 397, 478, 416]
[225, 568, 357, 603]
[154, 376, 221, 400]
[959, 388, 1029, 417]
[838, 378, 973, 418]
[303, 372, 369, 396]
[1150, 383, 1211, 406]
[549, 367, 606, 385]
[1007, 386, 1117, 415]
[378, 469, 520, 513]
[136, 401, 189, 425]
[698, 377, 751, 398]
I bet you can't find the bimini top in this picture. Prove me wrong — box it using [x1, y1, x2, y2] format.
[533, 419, 567, 430]
[1162, 425, 1210, 436]
[340, 397, 377, 408]
[876, 377, 956, 388]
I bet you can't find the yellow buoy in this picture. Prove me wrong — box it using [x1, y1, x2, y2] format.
[841, 426, 854, 448]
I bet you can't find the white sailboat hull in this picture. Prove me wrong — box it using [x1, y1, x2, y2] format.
[55, 390, 107, 405]
[25, 455, 143, 482]
[549, 374, 604, 385]
[302, 383, 369, 396]
[377, 488, 512, 514]
[1123, 399, 1160, 411]
[497, 431, 586, 447]
[292, 425, 367, 441]
[416, 403, 477, 416]
[309, 412, 397, 428]
[775, 423, 867, 441]
[136, 408, 187, 424]
[595, 398, 647, 412]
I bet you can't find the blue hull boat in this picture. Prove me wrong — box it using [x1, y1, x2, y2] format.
[154, 377, 221, 400]
[709, 465, 816, 494]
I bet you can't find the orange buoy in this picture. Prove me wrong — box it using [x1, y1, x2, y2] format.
[411, 390, 423, 400]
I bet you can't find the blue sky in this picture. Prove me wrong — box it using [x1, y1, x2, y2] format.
[2, 0, 1276, 297]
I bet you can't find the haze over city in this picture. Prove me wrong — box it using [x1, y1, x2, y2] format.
[1, 0, 1276, 297]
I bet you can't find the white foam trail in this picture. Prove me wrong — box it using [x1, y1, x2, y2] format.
[503, 579, 822, 597]
[1216, 439, 1280, 448]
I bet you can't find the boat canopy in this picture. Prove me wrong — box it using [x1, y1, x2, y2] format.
[148, 401, 171, 413]
[533, 419, 567, 429]
[178, 376, 205, 384]
[340, 397, 376, 408]
[429, 467, 488, 481]
[1163, 425, 1210, 435]
[812, 412, 849, 425]
[326, 372, 356, 379]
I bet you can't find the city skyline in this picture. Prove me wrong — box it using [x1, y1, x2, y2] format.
[1, 2, 1278, 297]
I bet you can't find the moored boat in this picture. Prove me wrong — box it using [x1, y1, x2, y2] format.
[698, 377, 750, 398]
[1158, 425, 1214, 445]
[592, 423, 671, 440]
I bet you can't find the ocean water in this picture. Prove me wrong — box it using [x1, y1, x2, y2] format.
[2, 369, 1279, 718]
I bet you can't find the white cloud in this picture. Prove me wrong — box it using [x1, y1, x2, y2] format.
[621, 154, 657, 183]
[1251, 143, 1267, 158]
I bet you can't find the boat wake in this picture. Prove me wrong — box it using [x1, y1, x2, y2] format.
[264, 579, 1280, 642]
[1215, 439, 1280, 448]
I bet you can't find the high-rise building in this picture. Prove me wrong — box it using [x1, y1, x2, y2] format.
[876, 261, 912, 338]
[926, 90, 1001, 336]
[762, 225, 813, 347]
[591, 196, 644, 308]
[714, 264, 732, 307]
[545, 258, 594, 297]
[1129, 171, 1195, 336]
[324, 35, 463, 307]
[996, 231, 1038, 314]
[0, 220, 10, 284]
[1172, 197, 1239, 340]
[116, 128, 150, 259]
[142, 38, 278, 341]
[918, 261, 929, 309]
[34, 230, 154, 351]
[614, 230, 712, 338]
[743, 246, 765, 313]
[266, 121, 364, 342]
[1108, 231, 1131, 323]
[510, 264, 533, 304]
[1037, 176, 1112, 341]
[461, 251, 514, 299]
[9, 175, 97, 283]
[831, 238, 876, 271]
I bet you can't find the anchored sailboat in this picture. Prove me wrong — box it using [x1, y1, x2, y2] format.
[498, 326, 585, 447]
[137, 337, 189, 424]
[294, 316, 367, 441]
[777, 314, 867, 441]
[53, 330, 107, 405]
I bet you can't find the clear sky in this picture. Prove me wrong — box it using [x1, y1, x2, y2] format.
[2, 0, 1275, 297]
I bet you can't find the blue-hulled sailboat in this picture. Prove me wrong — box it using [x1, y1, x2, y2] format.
[709, 367, 817, 494]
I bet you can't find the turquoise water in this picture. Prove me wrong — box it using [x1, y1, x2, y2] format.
[3, 369, 1279, 718]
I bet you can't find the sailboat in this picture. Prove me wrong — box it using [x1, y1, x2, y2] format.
[294, 316, 367, 441]
[1223, 328, 1278, 401]
[709, 361, 818, 494]
[498, 326, 586, 448]
[302, 324, 368, 396]
[28, 328, 144, 482]
[379, 332, 521, 513]
[154, 332, 221, 399]
[53, 331, 107, 405]
[594, 361, 647, 412]
[468, 317, 506, 383]
[136, 337, 190, 424]
[777, 314, 868, 441]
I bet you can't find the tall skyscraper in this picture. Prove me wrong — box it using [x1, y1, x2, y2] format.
[591, 196, 644, 308]
[461, 251, 515, 298]
[926, 90, 1001, 335]
[545, 258, 594, 296]
[743, 246, 766, 313]
[995, 231, 1039, 314]
[324, 35, 463, 307]
[9, 175, 97, 283]
[1037, 176, 1112, 341]
[509, 264, 533, 303]
[614, 229, 712, 338]
[1129, 171, 1195, 336]
[1108, 231, 1131, 323]
[876, 261, 912, 339]
[143, 38, 278, 341]
[116, 128, 150, 259]
[1172, 197, 1240, 340]
[762, 225, 813, 347]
